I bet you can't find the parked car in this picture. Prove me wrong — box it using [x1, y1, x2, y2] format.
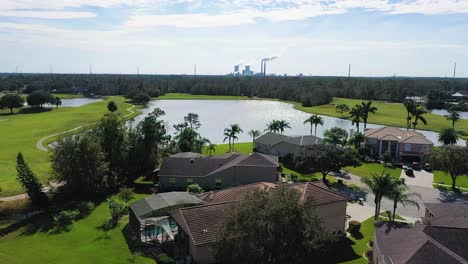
[423, 163, 432, 171]
[405, 168, 414, 176]
[412, 162, 420, 170]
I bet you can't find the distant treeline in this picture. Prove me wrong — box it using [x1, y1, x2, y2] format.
[1, 73, 467, 106]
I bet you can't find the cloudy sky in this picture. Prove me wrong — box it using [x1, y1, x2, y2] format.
[1, 0, 468, 77]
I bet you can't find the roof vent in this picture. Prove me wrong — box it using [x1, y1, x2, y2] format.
[190, 159, 194, 164]
[201, 228, 208, 234]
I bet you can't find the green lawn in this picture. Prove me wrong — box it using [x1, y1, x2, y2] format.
[202, 142, 254, 155]
[294, 97, 468, 139]
[433, 170, 468, 189]
[54, 94, 84, 99]
[0, 97, 140, 197]
[345, 163, 401, 180]
[335, 217, 375, 264]
[0, 194, 154, 264]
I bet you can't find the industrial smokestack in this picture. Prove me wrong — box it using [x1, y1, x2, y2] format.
[260, 60, 264, 74]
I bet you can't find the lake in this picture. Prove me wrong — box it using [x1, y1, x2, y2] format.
[25, 98, 103, 108]
[430, 109, 468, 120]
[132, 100, 464, 146]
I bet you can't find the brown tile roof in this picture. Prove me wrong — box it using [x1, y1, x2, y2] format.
[375, 203, 468, 264]
[159, 152, 278, 178]
[365, 126, 433, 145]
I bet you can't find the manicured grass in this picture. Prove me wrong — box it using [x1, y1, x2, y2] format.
[345, 163, 401, 180]
[54, 94, 84, 99]
[0, 97, 140, 197]
[202, 142, 254, 155]
[335, 217, 375, 264]
[294, 97, 468, 139]
[157, 93, 254, 100]
[433, 170, 468, 189]
[0, 194, 153, 264]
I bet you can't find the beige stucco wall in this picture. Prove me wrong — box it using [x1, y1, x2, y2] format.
[314, 201, 347, 233]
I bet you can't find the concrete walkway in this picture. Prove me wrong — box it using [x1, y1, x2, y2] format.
[36, 104, 136, 152]
[0, 182, 64, 202]
[400, 169, 434, 189]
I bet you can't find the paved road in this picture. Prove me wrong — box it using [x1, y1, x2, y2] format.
[0, 182, 64, 202]
[400, 169, 434, 188]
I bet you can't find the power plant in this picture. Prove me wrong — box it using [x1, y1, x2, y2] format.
[260, 56, 277, 76]
[232, 56, 278, 76]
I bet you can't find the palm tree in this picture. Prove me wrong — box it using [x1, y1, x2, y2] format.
[323, 127, 348, 146]
[277, 120, 291, 134]
[349, 105, 363, 132]
[385, 183, 421, 222]
[446, 110, 460, 129]
[248, 129, 262, 148]
[360, 101, 378, 130]
[207, 143, 216, 156]
[304, 115, 324, 136]
[411, 106, 428, 131]
[348, 131, 365, 149]
[404, 100, 416, 130]
[265, 120, 280, 133]
[438, 127, 458, 145]
[223, 128, 232, 152]
[361, 171, 398, 220]
[335, 104, 350, 118]
[229, 124, 243, 152]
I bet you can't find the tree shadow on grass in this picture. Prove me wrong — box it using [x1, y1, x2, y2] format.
[350, 231, 364, 240]
[17, 213, 55, 236]
[121, 223, 155, 260]
[18, 107, 52, 114]
[331, 238, 361, 263]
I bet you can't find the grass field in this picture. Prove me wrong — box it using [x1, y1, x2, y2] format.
[0, 96, 140, 197]
[54, 94, 85, 99]
[345, 163, 402, 180]
[0, 194, 154, 264]
[294, 97, 468, 139]
[433, 170, 468, 189]
[202, 142, 254, 155]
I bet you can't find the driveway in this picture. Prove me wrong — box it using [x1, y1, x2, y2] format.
[400, 169, 434, 189]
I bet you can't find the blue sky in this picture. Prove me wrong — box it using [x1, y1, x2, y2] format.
[1, 0, 468, 77]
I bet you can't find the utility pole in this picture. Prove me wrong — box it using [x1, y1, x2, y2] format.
[16, 66, 18, 74]
[137, 65, 140, 75]
[89, 64, 93, 75]
[194, 64, 197, 76]
[50, 64, 53, 74]
[453, 62, 457, 80]
[348, 64, 351, 78]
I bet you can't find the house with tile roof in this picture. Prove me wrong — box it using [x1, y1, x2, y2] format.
[158, 152, 279, 191]
[254, 131, 323, 158]
[373, 203, 468, 264]
[170, 181, 348, 263]
[364, 126, 433, 161]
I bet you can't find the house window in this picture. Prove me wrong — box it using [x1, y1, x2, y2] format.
[169, 178, 176, 184]
[215, 179, 222, 187]
[404, 144, 411, 152]
[186, 178, 193, 183]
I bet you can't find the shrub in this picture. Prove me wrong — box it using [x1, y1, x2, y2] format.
[77, 201, 95, 216]
[54, 210, 79, 227]
[118, 187, 134, 203]
[348, 220, 361, 234]
[108, 198, 125, 221]
[156, 253, 175, 264]
[290, 173, 298, 182]
[187, 183, 204, 194]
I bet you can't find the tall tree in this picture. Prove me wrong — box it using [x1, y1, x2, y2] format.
[248, 129, 262, 148]
[173, 113, 202, 153]
[304, 115, 324, 136]
[349, 105, 363, 132]
[361, 171, 398, 220]
[411, 106, 428, 131]
[229, 124, 243, 152]
[296, 144, 359, 181]
[385, 183, 420, 223]
[0, 93, 24, 113]
[425, 146, 468, 189]
[404, 100, 416, 130]
[53, 96, 62, 108]
[446, 110, 460, 129]
[323, 127, 348, 146]
[265, 120, 280, 133]
[214, 187, 339, 264]
[16, 153, 48, 208]
[438, 127, 458, 145]
[207, 143, 216, 156]
[51, 133, 111, 197]
[277, 120, 291, 134]
[223, 128, 232, 152]
[26, 90, 54, 108]
[107, 101, 118, 112]
[335, 104, 350, 118]
[348, 131, 365, 149]
[360, 100, 378, 130]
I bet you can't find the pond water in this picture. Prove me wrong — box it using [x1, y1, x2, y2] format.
[132, 100, 465, 146]
[430, 109, 468, 120]
[25, 98, 103, 108]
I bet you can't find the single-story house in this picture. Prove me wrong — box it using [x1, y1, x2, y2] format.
[255, 132, 323, 158]
[373, 203, 468, 264]
[364, 126, 433, 161]
[171, 181, 348, 263]
[158, 152, 279, 191]
[451, 92, 468, 101]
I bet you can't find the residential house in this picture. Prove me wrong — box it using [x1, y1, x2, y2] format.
[364, 126, 433, 161]
[171, 181, 348, 264]
[451, 92, 468, 102]
[158, 152, 279, 191]
[255, 132, 323, 158]
[373, 203, 468, 264]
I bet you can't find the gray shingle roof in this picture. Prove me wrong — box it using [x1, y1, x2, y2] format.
[255, 132, 290, 145]
[130, 192, 202, 219]
[255, 132, 323, 147]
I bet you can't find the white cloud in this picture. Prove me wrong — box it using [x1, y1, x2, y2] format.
[0, 10, 96, 19]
